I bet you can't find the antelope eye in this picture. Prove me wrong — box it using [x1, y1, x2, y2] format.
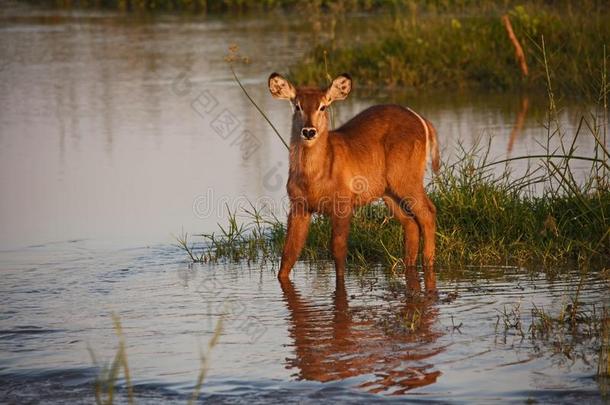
[319, 105, 326, 111]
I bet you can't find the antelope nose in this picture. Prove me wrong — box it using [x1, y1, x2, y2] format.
[301, 127, 317, 139]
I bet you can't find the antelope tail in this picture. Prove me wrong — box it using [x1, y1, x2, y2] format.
[425, 119, 440, 173]
[406, 107, 441, 174]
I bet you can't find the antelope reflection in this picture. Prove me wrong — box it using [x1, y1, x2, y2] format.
[280, 274, 444, 395]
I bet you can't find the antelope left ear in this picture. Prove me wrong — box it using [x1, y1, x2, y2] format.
[268, 72, 296, 100]
[325, 73, 352, 103]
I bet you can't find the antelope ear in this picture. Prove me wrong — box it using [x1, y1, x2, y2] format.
[268, 73, 296, 100]
[325, 73, 352, 103]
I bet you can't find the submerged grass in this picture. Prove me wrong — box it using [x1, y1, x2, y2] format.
[495, 292, 609, 388]
[87, 314, 134, 405]
[489, 273, 609, 393]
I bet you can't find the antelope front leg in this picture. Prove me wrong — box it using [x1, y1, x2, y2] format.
[331, 211, 352, 277]
[278, 209, 311, 280]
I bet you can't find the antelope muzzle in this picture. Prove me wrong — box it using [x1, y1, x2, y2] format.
[301, 127, 317, 140]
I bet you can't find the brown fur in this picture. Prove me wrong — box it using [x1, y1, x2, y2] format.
[268, 73, 440, 290]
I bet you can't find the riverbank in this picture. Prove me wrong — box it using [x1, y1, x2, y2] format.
[290, 2, 610, 97]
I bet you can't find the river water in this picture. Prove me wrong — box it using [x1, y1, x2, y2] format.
[0, 3, 608, 403]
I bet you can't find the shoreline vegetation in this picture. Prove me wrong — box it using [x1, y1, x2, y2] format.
[25, 1, 610, 96]
[289, 2, 610, 97]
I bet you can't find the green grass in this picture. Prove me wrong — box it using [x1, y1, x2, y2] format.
[290, 2, 610, 98]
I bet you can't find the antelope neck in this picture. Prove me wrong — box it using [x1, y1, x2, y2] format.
[291, 130, 331, 181]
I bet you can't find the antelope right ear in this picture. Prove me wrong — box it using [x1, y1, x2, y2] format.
[268, 73, 296, 100]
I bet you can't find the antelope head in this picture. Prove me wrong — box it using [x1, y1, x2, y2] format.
[268, 73, 352, 145]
